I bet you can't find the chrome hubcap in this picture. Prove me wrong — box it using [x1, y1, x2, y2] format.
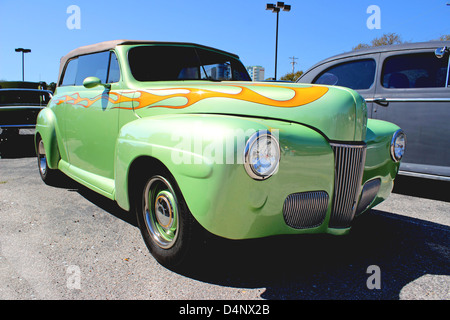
[38, 139, 47, 176]
[143, 176, 179, 249]
[155, 191, 175, 230]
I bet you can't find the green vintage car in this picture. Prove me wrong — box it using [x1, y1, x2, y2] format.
[35, 40, 406, 267]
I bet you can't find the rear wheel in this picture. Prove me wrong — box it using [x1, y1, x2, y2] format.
[135, 168, 200, 268]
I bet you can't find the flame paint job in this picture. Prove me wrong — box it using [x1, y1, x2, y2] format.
[53, 84, 328, 110]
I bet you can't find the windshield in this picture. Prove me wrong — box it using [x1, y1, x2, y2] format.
[128, 45, 251, 82]
[0, 90, 51, 107]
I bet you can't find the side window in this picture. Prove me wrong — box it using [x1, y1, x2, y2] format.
[61, 58, 78, 86]
[107, 52, 120, 83]
[75, 51, 110, 85]
[381, 52, 449, 89]
[313, 59, 376, 90]
[60, 51, 120, 86]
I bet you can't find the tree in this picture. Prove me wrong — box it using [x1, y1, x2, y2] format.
[353, 33, 403, 51]
[280, 70, 303, 82]
[438, 34, 450, 41]
[47, 82, 57, 93]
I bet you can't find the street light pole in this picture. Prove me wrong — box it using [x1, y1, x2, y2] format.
[266, 2, 291, 80]
[274, 8, 279, 80]
[15, 48, 31, 81]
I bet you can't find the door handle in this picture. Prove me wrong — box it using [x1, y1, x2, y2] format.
[373, 97, 389, 107]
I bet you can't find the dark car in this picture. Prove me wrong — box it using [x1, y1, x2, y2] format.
[0, 82, 52, 134]
[298, 41, 450, 181]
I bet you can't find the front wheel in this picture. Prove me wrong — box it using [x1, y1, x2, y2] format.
[36, 136, 60, 185]
[135, 170, 200, 268]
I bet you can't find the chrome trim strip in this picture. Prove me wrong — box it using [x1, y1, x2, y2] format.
[327, 143, 366, 149]
[0, 88, 53, 93]
[0, 106, 45, 110]
[0, 124, 36, 128]
[399, 170, 450, 182]
[365, 98, 450, 103]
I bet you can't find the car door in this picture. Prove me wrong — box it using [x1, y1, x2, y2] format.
[63, 51, 122, 185]
[373, 48, 450, 178]
[301, 53, 380, 118]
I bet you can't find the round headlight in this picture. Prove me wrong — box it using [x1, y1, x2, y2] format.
[390, 129, 406, 162]
[244, 131, 280, 180]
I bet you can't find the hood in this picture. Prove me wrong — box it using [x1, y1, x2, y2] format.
[124, 82, 366, 141]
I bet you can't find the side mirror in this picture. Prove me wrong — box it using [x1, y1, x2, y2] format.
[435, 47, 449, 59]
[83, 77, 111, 89]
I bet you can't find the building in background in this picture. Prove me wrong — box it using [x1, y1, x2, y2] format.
[246, 66, 265, 81]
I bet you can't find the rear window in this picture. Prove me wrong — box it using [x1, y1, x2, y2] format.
[381, 52, 449, 88]
[0, 90, 51, 107]
[128, 45, 251, 82]
[313, 59, 376, 90]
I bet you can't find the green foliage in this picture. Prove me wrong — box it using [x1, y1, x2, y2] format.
[353, 33, 450, 52]
[353, 33, 403, 51]
[437, 34, 450, 41]
[280, 70, 304, 82]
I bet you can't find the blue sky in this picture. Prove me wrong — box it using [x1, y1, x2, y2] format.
[1, 0, 449, 83]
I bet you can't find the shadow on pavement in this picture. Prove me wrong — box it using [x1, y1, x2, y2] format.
[177, 209, 449, 300]
[70, 179, 449, 300]
[393, 175, 449, 203]
[0, 133, 36, 158]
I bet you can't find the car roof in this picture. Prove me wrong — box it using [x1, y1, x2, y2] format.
[302, 41, 450, 74]
[58, 40, 241, 82]
[0, 81, 47, 89]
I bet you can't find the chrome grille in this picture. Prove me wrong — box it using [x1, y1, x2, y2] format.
[283, 191, 329, 229]
[330, 143, 367, 228]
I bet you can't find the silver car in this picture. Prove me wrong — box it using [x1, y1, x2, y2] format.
[298, 41, 450, 181]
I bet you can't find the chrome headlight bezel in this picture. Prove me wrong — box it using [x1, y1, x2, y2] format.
[243, 131, 280, 180]
[390, 129, 406, 162]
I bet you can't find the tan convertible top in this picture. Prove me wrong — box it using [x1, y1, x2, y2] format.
[57, 40, 240, 84]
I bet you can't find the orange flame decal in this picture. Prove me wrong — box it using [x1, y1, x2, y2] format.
[54, 92, 134, 108]
[54, 84, 328, 110]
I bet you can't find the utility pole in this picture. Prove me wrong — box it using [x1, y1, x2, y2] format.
[289, 56, 298, 74]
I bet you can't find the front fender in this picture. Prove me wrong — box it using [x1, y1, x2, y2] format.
[114, 113, 335, 239]
[362, 119, 402, 209]
[35, 108, 60, 169]
[114, 113, 272, 211]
